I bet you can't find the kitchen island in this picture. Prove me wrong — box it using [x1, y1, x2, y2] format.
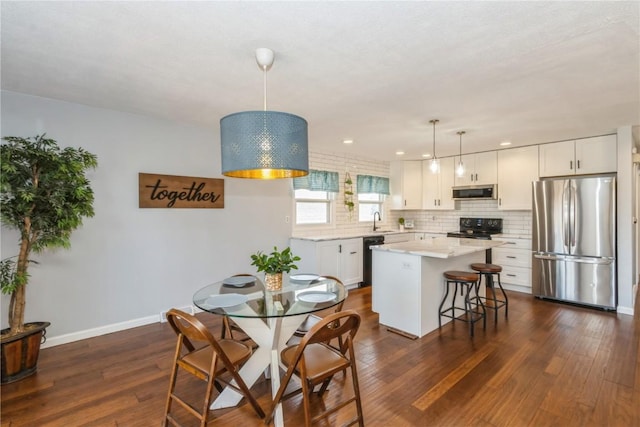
[371, 237, 504, 338]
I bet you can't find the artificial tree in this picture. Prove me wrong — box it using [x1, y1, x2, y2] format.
[0, 134, 97, 338]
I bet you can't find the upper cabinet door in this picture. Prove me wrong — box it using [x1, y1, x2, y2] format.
[498, 145, 539, 210]
[473, 151, 498, 185]
[575, 135, 617, 175]
[422, 157, 456, 210]
[453, 154, 475, 187]
[438, 157, 456, 209]
[539, 140, 575, 177]
[453, 152, 497, 186]
[539, 135, 616, 177]
[390, 161, 422, 210]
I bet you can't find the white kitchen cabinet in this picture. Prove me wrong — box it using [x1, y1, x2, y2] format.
[290, 237, 363, 287]
[492, 237, 531, 293]
[390, 161, 422, 210]
[497, 145, 539, 210]
[453, 151, 497, 186]
[539, 135, 616, 177]
[422, 157, 455, 210]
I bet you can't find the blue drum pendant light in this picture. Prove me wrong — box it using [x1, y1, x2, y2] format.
[220, 48, 309, 179]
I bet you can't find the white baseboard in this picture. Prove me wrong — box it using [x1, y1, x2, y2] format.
[41, 305, 193, 349]
[617, 305, 634, 316]
[502, 284, 532, 294]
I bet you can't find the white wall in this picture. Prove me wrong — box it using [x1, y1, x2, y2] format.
[616, 126, 636, 313]
[1, 91, 293, 346]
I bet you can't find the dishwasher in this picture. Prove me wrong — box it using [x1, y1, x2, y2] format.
[362, 235, 385, 287]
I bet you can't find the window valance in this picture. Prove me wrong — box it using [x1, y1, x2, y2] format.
[357, 174, 390, 195]
[293, 169, 339, 193]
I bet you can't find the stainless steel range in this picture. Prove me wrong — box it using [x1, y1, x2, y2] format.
[446, 217, 503, 240]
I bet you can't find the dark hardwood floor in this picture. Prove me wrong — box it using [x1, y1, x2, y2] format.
[2, 287, 639, 426]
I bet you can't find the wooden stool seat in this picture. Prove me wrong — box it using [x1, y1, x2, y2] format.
[443, 271, 479, 282]
[470, 263, 502, 273]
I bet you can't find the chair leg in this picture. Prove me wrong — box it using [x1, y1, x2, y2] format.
[488, 273, 499, 324]
[438, 279, 451, 328]
[348, 347, 365, 427]
[317, 375, 334, 396]
[496, 273, 508, 318]
[163, 344, 181, 426]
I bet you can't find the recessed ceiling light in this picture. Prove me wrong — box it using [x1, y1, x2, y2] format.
[343, 139, 354, 144]
[396, 151, 405, 156]
[422, 153, 432, 158]
[500, 141, 511, 146]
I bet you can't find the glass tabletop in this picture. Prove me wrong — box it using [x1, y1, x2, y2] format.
[193, 275, 347, 318]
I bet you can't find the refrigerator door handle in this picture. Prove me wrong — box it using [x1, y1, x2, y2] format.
[571, 257, 615, 265]
[562, 185, 570, 249]
[533, 253, 564, 261]
[570, 183, 577, 249]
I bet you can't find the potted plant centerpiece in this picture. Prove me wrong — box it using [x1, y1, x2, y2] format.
[398, 217, 405, 232]
[0, 135, 97, 383]
[250, 246, 300, 291]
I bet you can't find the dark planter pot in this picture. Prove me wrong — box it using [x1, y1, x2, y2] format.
[1, 321, 50, 384]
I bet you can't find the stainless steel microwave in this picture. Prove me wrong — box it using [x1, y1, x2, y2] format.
[452, 184, 497, 200]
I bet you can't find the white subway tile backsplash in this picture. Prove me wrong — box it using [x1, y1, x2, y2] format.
[293, 151, 532, 238]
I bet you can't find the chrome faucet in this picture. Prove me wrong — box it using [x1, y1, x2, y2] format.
[373, 211, 381, 231]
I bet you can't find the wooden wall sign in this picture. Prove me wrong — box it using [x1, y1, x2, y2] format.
[138, 173, 224, 209]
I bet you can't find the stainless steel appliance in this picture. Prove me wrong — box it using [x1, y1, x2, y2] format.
[532, 175, 616, 310]
[362, 235, 385, 287]
[446, 217, 503, 240]
[452, 184, 497, 200]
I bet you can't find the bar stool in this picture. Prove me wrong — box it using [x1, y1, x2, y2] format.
[470, 263, 508, 324]
[438, 270, 485, 337]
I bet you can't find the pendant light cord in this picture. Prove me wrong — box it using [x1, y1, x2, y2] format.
[263, 66, 268, 111]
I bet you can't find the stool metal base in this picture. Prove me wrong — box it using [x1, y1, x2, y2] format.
[475, 271, 508, 324]
[438, 278, 486, 337]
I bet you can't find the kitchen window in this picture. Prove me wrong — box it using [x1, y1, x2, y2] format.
[294, 189, 333, 224]
[356, 174, 390, 222]
[293, 170, 339, 225]
[358, 193, 383, 222]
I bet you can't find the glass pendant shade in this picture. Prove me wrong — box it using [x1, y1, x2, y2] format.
[430, 158, 440, 173]
[220, 111, 308, 179]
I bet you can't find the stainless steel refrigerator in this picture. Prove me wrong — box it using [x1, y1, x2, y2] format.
[532, 175, 616, 310]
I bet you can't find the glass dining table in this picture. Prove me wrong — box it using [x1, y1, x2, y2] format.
[193, 274, 347, 427]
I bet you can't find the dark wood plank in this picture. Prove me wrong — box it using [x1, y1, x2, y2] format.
[1, 287, 639, 426]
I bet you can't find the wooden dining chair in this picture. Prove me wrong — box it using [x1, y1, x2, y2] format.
[265, 310, 364, 427]
[289, 275, 345, 349]
[163, 309, 265, 426]
[220, 274, 258, 349]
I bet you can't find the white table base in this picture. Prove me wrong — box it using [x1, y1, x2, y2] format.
[210, 312, 306, 427]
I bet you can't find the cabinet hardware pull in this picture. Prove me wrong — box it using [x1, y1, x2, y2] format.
[339, 244, 342, 253]
[506, 274, 517, 277]
[499, 198, 501, 205]
[350, 251, 357, 255]
[434, 199, 437, 206]
[570, 160, 573, 170]
[475, 173, 478, 181]
[577, 160, 581, 169]
[506, 256, 516, 259]
[506, 242, 516, 244]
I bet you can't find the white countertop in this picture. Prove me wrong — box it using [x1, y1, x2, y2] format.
[371, 237, 504, 259]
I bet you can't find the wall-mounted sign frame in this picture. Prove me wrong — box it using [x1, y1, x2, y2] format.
[138, 173, 224, 209]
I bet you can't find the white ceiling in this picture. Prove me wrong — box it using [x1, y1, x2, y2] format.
[2, 1, 639, 161]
